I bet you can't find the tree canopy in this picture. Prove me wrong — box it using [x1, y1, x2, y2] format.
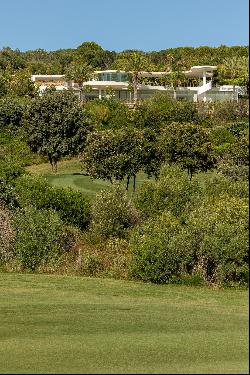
[23, 89, 93, 171]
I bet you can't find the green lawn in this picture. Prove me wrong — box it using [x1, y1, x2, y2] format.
[26, 159, 151, 198]
[0, 273, 248, 374]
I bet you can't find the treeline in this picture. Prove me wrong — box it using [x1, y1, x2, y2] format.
[0, 43, 248, 72]
[0, 88, 249, 286]
[0, 42, 249, 91]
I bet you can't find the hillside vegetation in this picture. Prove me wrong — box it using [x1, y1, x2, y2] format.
[0, 42, 249, 288]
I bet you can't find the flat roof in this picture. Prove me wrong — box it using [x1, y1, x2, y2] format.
[31, 66, 218, 83]
[82, 81, 129, 89]
[31, 75, 65, 81]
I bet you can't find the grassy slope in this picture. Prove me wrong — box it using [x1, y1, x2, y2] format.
[26, 158, 150, 198]
[0, 273, 248, 374]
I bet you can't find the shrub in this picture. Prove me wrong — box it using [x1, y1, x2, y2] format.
[202, 171, 249, 199]
[0, 137, 44, 167]
[130, 194, 248, 286]
[13, 175, 90, 230]
[49, 186, 90, 230]
[217, 129, 249, 181]
[129, 211, 185, 283]
[0, 206, 15, 263]
[135, 165, 201, 219]
[81, 252, 103, 276]
[13, 207, 74, 271]
[212, 100, 249, 122]
[85, 97, 133, 130]
[79, 236, 130, 279]
[0, 160, 25, 182]
[209, 126, 236, 157]
[89, 184, 140, 240]
[135, 93, 199, 130]
[177, 195, 249, 285]
[0, 96, 25, 129]
[0, 178, 19, 209]
[227, 121, 249, 137]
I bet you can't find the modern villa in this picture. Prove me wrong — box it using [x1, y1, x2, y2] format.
[31, 66, 240, 103]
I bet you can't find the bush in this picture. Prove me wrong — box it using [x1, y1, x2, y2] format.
[202, 171, 249, 199]
[129, 211, 185, 283]
[13, 175, 90, 230]
[13, 207, 74, 271]
[0, 178, 19, 209]
[227, 121, 249, 137]
[135, 165, 201, 219]
[176, 195, 249, 285]
[130, 193, 248, 286]
[49, 186, 90, 230]
[0, 96, 25, 129]
[212, 100, 249, 123]
[85, 97, 133, 130]
[78, 236, 130, 279]
[0, 137, 44, 167]
[0, 159, 25, 183]
[0, 206, 15, 263]
[217, 129, 249, 181]
[135, 93, 199, 130]
[89, 184, 140, 240]
[209, 126, 236, 156]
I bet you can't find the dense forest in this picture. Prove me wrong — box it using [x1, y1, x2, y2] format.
[0, 42, 249, 287]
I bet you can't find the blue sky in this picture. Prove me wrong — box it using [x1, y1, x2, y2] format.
[0, 0, 248, 51]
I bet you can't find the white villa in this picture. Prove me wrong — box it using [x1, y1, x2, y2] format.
[31, 66, 241, 103]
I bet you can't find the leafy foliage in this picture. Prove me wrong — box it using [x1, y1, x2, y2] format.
[13, 175, 90, 230]
[23, 89, 93, 171]
[135, 93, 199, 130]
[65, 61, 94, 100]
[129, 211, 184, 283]
[85, 97, 133, 130]
[135, 165, 201, 219]
[160, 123, 217, 178]
[89, 185, 139, 240]
[0, 96, 25, 129]
[0, 206, 15, 263]
[13, 207, 74, 271]
[178, 195, 249, 285]
[81, 128, 144, 187]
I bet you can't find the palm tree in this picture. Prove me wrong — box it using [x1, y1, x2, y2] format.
[65, 61, 94, 100]
[218, 56, 249, 99]
[163, 52, 187, 99]
[115, 52, 150, 106]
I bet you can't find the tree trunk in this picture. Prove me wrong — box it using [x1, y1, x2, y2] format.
[52, 160, 57, 173]
[133, 84, 138, 105]
[80, 87, 85, 101]
[133, 74, 138, 106]
[173, 87, 177, 99]
[133, 175, 136, 192]
[233, 84, 238, 102]
[48, 155, 57, 173]
[126, 175, 130, 191]
[189, 168, 193, 181]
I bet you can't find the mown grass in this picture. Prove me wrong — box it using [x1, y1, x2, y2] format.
[26, 158, 150, 198]
[0, 273, 248, 374]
